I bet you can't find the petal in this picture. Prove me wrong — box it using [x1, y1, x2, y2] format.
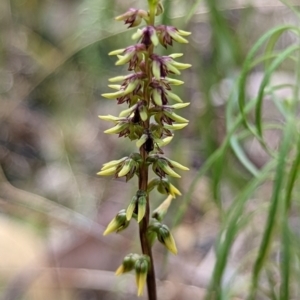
[169, 183, 182, 197]
[123, 80, 139, 94]
[101, 157, 128, 170]
[171, 103, 190, 109]
[166, 91, 183, 103]
[152, 89, 163, 106]
[136, 134, 148, 148]
[152, 194, 173, 220]
[108, 76, 127, 82]
[155, 135, 173, 147]
[103, 217, 119, 236]
[171, 61, 192, 70]
[108, 84, 122, 90]
[98, 115, 120, 122]
[97, 166, 117, 176]
[102, 91, 125, 99]
[164, 111, 189, 123]
[152, 60, 161, 80]
[168, 159, 189, 171]
[150, 30, 159, 46]
[109, 48, 125, 56]
[168, 53, 183, 59]
[126, 201, 136, 221]
[115, 264, 125, 276]
[165, 62, 181, 75]
[164, 233, 178, 255]
[132, 28, 143, 40]
[178, 29, 191, 36]
[139, 105, 148, 121]
[118, 160, 132, 177]
[169, 31, 189, 43]
[119, 105, 137, 117]
[162, 164, 181, 178]
[104, 123, 127, 134]
[115, 53, 134, 65]
[164, 123, 188, 130]
[136, 272, 147, 296]
[137, 196, 147, 223]
[165, 77, 184, 85]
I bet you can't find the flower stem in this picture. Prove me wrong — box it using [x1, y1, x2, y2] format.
[139, 64, 157, 300]
[138, 5, 157, 297]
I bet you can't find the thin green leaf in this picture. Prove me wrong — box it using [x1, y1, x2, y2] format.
[249, 118, 294, 299]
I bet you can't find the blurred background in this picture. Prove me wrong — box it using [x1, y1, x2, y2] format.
[0, 0, 299, 299]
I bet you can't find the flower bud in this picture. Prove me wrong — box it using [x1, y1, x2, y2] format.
[115, 8, 147, 28]
[126, 195, 138, 221]
[126, 190, 147, 222]
[137, 195, 147, 223]
[155, 2, 164, 16]
[156, 178, 181, 198]
[152, 195, 173, 221]
[135, 256, 149, 296]
[157, 224, 178, 254]
[117, 159, 132, 177]
[147, 178, 160, 192]
[115, 253, 140, 275]
[103, 209, 130, 235]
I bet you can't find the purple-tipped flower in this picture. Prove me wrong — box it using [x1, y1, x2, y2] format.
[150, 84, 169, 106]
[132, 26, 159, 48]
[111, 44, 146, 71]
[115, 8, 148, 28]
[156, 25, 191, 48]
[116, 73, 146, 105]
[151, 53, 191, 80]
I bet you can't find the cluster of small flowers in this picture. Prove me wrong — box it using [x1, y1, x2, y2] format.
[98, 1, 191, 296]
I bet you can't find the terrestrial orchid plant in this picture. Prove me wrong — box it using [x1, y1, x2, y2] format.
[98, 0, 191, 298]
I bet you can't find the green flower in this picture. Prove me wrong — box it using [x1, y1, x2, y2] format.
[126, 190, 147, 222]
[157, 224, 178, 254]
[147, 221, 178, 254]
[103, 210, 130, 236]
[152, 194, 173, 221]
[97, 156, 128, 176]
[156, 25, 191, 48]
[135, 256, 149, 296]
[115, 253, 140, 275]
